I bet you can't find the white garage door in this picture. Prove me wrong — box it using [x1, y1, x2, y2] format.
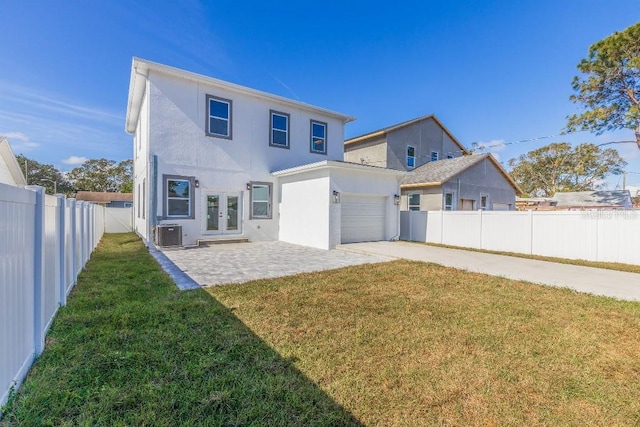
[341, 195, 387, 243]
[493, 203, 511, 211]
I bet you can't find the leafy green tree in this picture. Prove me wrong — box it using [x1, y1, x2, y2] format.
[567, 22, 640, 149]
[508, 142, 627, 197]
[15, 154, 74, 195]
[67, 158, 133, 193]
[114, 159, 133, 193]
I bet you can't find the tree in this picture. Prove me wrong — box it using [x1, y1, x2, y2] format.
[114, 159, 133, 193]
[567, 22, 640, 149]
[508, 142, 627, 197]
[67, 158, 133, 193]
[15, 154, 74, 195]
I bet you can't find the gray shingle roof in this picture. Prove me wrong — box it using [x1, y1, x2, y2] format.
[553, 190, 632, 208]
[402, 154, 490, 185]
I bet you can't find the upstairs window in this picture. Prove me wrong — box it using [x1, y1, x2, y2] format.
[407, 146, 415, 168]
[430, 151, 439, 162]
[206, 95, 232, 139]
[310, 120, 327, 154]
[408, 193, 420, 211]
[270, 110, 290, 148]
[446, 154, 454, 159]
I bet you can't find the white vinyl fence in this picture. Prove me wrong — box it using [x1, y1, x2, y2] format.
[104, 207, 133, 233]
[1, 184, 105, 409]
[400, 210, 640, 265]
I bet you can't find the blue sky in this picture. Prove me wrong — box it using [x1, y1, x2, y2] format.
[1, 1, 640, 191]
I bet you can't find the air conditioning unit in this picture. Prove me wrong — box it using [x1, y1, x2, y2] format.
[156, 224, 182, 247]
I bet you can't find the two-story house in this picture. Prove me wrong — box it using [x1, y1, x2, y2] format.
[125, 58, 404, 250]
[344, 115, 521, 210]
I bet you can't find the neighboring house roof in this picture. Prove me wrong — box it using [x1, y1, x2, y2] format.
[125, 57, 355, 134]
[344, 114, 467, 154]
[0, 136, 27, 187]
[272, 159, 407, 177]
[553, 190, 632, 209]
[76, 191, 133, 203]
[400, 153, 523, 195]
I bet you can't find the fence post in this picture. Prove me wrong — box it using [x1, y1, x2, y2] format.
[26, 185, 45, 356]
[56, 195, 67, 306]
[67, 199, 77, 285]
[79, 202, 86, 267]
[528, 210, 534, 255]
[479, 209, 483, 249]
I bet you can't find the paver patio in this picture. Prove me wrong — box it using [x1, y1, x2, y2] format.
[159, 241, 392, 287]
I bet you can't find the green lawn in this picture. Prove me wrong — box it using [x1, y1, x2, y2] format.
[3, 233, 640, 425]
[0, 234, 359, 426]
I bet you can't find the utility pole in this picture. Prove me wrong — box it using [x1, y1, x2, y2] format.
[24, 158, 28, 185]
[623, 171, 626, 190]
[40, 179, 57, 194]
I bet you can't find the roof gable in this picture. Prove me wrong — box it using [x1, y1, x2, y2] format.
[0, 137, 27, 187]
[401, 153, 523, 194]
[344, 114, 467, 154]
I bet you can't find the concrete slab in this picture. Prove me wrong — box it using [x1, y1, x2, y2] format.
[340, 241, 640, 302]
[160, 241, 393, 288]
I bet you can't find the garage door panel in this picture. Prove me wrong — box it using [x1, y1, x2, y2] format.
[341, 195, 386, 243]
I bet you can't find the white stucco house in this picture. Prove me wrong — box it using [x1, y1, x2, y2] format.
[125, 58, 404, 250]
[0, 136, 27, 187]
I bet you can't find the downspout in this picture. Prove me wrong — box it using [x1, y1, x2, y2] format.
[390, 179, 402, 241]
[149, 154, 158, 246]
[456, 178, 461, 210]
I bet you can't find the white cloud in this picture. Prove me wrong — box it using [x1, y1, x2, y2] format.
[474, 139, 506, 152]
[1, 131, 40, 151]
[473, 139, 506, 162]
[62, 156, 88, 165]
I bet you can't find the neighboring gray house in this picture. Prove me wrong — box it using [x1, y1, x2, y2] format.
[344, 114, 466, 170]
[400, 154, 522, 211]
[553, 190, 632, 210]
[76, 191, 133, 208]
[344, 116, 521, 210]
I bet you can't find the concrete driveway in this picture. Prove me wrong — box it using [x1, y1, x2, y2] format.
[153, 241, 392, 289]
[340, 241, 640, 302]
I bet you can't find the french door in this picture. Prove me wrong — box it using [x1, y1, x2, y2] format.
[204, 192, 242, 235]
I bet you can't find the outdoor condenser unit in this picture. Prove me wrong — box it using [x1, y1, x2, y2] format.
[156, 224, 182, 247]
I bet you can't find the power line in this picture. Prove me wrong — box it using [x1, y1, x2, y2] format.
[470, 132, 571, 151]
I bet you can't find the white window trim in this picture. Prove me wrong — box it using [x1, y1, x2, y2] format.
[269, 110, 290, 148]
[250, 181, 273, 219]
[408, 193, 421, 211]
[430, 151, 439, 162]
[163, 174, 195, 219]
[444, 191, 456, 211]
[205, 94, 232, 139]
[480, 193, 489, 210]
[310, 120, 327, 154]
[407, 145, 416, 169]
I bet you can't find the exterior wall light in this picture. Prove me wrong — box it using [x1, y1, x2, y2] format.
[194, 180, 200, 188]
[333, 191, 340, 204]
[394, 194, 401, 205]
[246, 183, 252, 190]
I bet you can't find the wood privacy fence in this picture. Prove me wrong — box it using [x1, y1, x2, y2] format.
[1, 184, 105, 408]
[400, 210, 640, 265]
